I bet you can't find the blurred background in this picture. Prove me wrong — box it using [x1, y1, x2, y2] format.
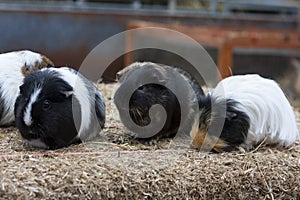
[0, 0, 300, 103]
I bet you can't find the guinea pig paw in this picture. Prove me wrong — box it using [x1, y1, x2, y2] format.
[239, 143, 252, 152]
[136, 138, 159, 146]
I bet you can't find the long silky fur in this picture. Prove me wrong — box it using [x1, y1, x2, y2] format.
[115, 62, 203, 140]
[0, 50, 53, 126]
[213, 74, 299, 149]
[192, 94, 250, 152]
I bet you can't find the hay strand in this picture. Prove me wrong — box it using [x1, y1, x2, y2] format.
[0, 83, 299, 199]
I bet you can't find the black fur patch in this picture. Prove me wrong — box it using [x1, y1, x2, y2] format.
[129, 83, 181, 139]
[198, 94, 250, 152]
[95, 92, 105, 129]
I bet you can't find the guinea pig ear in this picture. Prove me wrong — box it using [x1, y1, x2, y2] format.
[58, 82, 74, 98]
[60, 90, 74, 98]
[151, 74, 167, 85]
[158, 79, 167, 85]
[116, 71, 122, 80]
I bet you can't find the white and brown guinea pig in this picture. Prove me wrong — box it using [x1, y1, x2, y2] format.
[0, 50, 54, 126]
[14, 67, 106, 149]
[191, 74, 299, 152]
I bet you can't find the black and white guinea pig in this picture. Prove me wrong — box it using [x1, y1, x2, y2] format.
[14, 67, 106, 149]
[191, 74, 300, 152]
[0, 50, 54, 126]
[114, 62, 204, 139]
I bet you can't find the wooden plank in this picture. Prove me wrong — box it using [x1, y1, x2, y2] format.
[126, 20, 300, 79]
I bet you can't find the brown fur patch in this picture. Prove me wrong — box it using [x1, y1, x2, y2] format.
[190, 119, 228, 152]
[191, 129, 228, 152]
[21, 55, 54, 77]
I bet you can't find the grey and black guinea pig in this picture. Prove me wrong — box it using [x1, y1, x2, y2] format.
[114, 62, 204, 140]
[0, 50, 54, 126]
[14, 67, 106, 149]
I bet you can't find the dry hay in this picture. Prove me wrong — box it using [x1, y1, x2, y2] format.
[0, 83, 299, 199]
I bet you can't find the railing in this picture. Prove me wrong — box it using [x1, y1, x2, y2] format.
[0, 0, 298, 16]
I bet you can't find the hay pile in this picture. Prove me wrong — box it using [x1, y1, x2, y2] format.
[0, 83, 299, 199]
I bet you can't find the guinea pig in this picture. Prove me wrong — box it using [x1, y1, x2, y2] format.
[114, 62, 204, 140]
[0, 50, 54, 126]
[14, 67, 106, 149]
[191, 74, 299, 152]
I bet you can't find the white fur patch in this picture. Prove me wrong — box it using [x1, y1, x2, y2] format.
[23, 88, 41, 126]
[0, 50, 43, 125]
[48, 67, 91, 137]
[16, 50, 43, 67]
[213, 74, 299, 148]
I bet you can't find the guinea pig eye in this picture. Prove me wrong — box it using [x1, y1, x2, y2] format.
[43, 100, 51, 110]
[138, 85, 145, 91]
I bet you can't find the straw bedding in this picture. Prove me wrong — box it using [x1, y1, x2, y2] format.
[0, 83, 299, 199]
